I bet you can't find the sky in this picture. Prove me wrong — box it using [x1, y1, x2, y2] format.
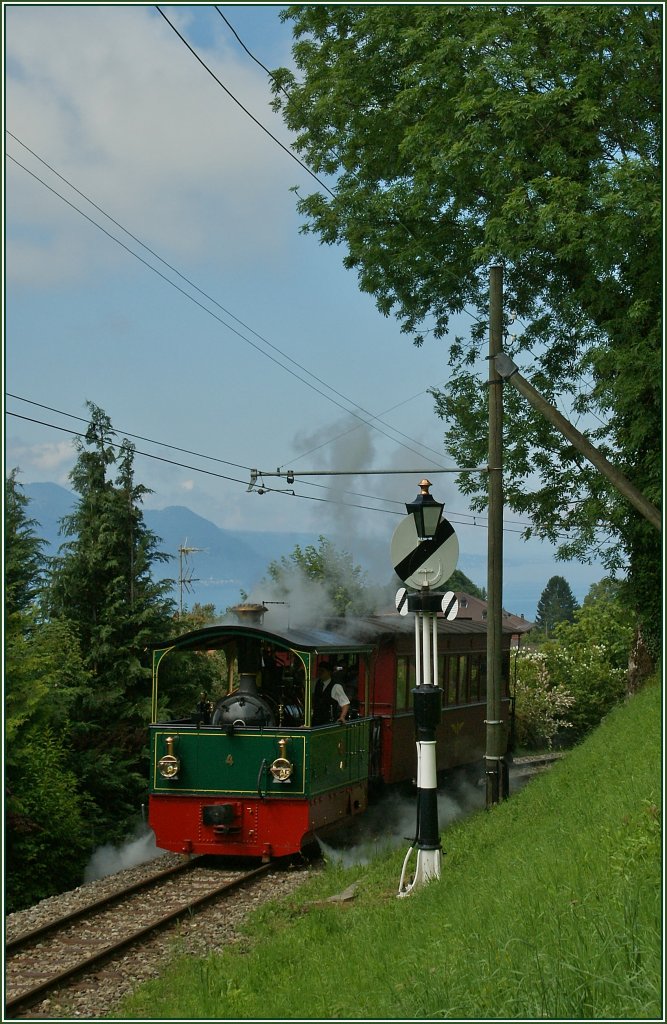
[3, 2, 610, 619]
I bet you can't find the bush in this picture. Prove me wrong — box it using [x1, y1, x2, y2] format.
[513, 579, 636, 748]
[544, 640, 628, 739]
[512, 649, 575, 750]
[6, 729, 94, 912]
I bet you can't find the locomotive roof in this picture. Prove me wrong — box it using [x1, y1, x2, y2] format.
[148, 609, 530, 657]
[147, 622, 376, 656]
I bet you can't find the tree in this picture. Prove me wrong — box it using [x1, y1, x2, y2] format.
[448, 568, 485, 600]
[47, 404, 176, 842]
[535, 575, 579, 635]
[6, 619, 94, 911]
[5, 469, 46, 618]
[514, 577, 636, 748]
[510, 649, 575, 751]
[272, 5, 661, 653]
[5, 472, 93, 909]
[264, 535, 370, 619]
[544, 578, 636, 739]
[179, 601, 219, 630]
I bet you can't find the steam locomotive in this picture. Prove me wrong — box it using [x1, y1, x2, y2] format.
[147, 601, 527, 860]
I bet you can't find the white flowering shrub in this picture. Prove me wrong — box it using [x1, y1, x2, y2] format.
[513, 579, 635, 748]
[512, 649, 575, 750]
[545, 639, 628, 739]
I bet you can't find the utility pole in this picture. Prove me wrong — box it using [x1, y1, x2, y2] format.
[494, 353, 661, 533]
[486, 265, 507, 807]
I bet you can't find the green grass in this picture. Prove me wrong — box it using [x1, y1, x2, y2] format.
[118, 680, 662, 1020]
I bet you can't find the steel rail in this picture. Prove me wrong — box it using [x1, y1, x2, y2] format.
[5, 863, 271, 1016]
[6, 856, 201, 954]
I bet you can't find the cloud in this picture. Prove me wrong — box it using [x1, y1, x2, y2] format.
[8, 438, 75, 478]
[5, 5, 299, 286]
[180, 479, 195, 492]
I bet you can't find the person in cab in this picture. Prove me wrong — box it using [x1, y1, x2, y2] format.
[312, 661, 350, 725]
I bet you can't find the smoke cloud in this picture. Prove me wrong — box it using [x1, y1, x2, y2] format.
[83, 825, 162, 883]
[318, 776, 486, 868]
[319, 767, 538, 868]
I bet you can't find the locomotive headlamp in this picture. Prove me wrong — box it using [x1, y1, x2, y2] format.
[157, 736, 181, 780]
[405, 479, 444, 541]
[270, 737, 293, 783]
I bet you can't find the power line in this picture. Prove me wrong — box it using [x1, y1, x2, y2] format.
[6, 409, 415, 518]
[6, 393, 413, 509]
[6, 143, 448, 469]
[6, 407, 413, 513]
[214, 7, 487, 330]
[155, 5, 336, 199]
[215, 6, 291, 101]
[7, 411, 252, 487]
[6, 392, 251, 472]
[7, 408, 538, 536]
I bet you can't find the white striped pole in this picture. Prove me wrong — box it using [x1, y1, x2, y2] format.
[398, 606, 442, 896]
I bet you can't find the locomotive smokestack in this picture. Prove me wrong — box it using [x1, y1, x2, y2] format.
[237, 672, 260, 696]
[230, 603, 268, 626]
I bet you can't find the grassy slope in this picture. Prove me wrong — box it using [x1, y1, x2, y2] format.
[119, 680, 662, 1020]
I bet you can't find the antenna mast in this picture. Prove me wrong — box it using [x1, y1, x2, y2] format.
[178, 540, 203, 616]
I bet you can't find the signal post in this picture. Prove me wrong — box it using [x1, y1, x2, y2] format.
[391, 480, 459, 896]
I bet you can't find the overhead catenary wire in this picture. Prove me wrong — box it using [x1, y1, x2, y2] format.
[7, 392, 487, 513]
[7, 408, 538, 535]
[7, 411, 400, 516]
[6, 144, 448, 470]
[7, 392, 531, 526]
[6, 393, 409, 509]
[215, 6, 291, 102]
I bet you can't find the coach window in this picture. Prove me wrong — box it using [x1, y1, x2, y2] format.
[479, 656, 487, 700]
[469, 656, 480, 701]
[447, 654, 459, 705]
[458, 655, 470, 703]
[459, 655, 468, 703]
[396, 656, 413, 711]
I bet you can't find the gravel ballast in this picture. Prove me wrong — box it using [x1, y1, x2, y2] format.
[6, 853, 316, 1020]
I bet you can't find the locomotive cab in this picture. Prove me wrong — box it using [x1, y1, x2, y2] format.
[147, 622, 375, 859]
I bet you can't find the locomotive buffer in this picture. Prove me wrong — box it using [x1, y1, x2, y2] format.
[391, 482, 459, 896]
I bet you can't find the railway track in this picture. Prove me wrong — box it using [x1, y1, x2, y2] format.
[5, 858, 271, 1017]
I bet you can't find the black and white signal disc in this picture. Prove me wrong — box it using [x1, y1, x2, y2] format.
[391, 514, 459, 591]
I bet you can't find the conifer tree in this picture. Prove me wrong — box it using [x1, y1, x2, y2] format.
[5, 468, 45, 619]
[5, 471, 92, 909]
[48, 403, 176, 841]
[535, 575, 579, 636]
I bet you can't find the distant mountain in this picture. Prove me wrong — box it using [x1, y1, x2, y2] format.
[22, 481, 76, 545]
[21, 482, 320, 614]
